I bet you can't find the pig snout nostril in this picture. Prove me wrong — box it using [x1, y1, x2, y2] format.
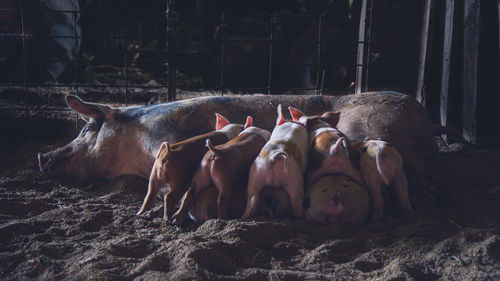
[37, 153, 51, 173]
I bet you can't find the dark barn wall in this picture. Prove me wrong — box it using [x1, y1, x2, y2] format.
[420, 0, 499, 146]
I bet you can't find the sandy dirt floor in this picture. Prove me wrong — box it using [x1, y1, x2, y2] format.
[1, 117, 500, 280]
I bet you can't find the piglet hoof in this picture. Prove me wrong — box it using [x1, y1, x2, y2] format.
[170, 215, 186, 226]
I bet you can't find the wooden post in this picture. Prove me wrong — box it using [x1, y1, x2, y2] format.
[167, 0, 176, 102]
[416, 0, 432, 105]
[355, 0, 367, 94]
[440, 0, 454, 141]
[462, 0, 480, 144]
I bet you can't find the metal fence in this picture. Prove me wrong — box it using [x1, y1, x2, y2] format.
[0, 0, 373, 119]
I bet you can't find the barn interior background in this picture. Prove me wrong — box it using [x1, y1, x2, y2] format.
[1, 1, 500, 280]
[1, 0, 498, 146]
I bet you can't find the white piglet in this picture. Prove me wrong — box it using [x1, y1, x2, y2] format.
[242, 104, 309, 219]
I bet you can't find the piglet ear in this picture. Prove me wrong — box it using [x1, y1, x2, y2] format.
[244, 116, 253, 129]
[215, 113, 230, 131]
[276, 104, 285, 126]
[288, 106, 304, 121]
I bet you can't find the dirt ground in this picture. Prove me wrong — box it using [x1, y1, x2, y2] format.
[1, 117, 500, 280]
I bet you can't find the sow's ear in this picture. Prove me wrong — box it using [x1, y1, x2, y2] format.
[65, 95, 117, 120]
[288, 106, 304, 121]
[215, 113, 230, 131]
[243, 116, 253, 129]
[276, 104, 285, 126]
[321, 111, 341, 127]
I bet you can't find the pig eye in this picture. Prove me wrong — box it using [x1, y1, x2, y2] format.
[80, 123, 97, 136]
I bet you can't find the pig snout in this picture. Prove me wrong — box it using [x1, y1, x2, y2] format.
[37, 147, 73, 175]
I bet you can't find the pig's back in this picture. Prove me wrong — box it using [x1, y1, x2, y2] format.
[268, 122, 308, 169]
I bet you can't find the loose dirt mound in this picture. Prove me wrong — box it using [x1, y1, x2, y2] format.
[1, 135, 500, 280]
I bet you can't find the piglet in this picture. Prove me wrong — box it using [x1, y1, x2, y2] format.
[242, 104, 308, 219]
[350, 139, 413, 219]
[288, 107, 363, 186]
[172, 117, 270, 225]
[305, 175, 369, 225]
[137, 113, 244, 220]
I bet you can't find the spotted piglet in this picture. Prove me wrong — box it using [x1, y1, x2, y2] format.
[288, 107, 363, 187]
[137, 113, 244, 220]
[172, 117, 271, 225]
[350, 139, 413, 219]
[242, 104, 308, 219]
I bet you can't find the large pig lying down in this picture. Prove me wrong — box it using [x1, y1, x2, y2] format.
[38, 92, 438, 207]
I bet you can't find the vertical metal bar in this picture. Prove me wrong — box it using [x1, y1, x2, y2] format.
[20, 0, 28, 117]
[416, 0, 432, 104]
[73, 11, 79, 96]
[355, 0, 367, 94]
[73, 10, 80, 129]
[267, 14, 274, 95]
[462, 0, 480, 144]
[315, 15, 323, 95]
[219, 13, 225, 96]
[167, 0, 176, 102]
[363, 0, 374, 92]
[440, 0, 454, 141]
[320, 69, 325, 95]
[124, 11, 128, 106]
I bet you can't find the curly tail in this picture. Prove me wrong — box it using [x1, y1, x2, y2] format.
[206, 139, 223, 155]
[270, 152, 288, 174]
[375, 152, 391, 186]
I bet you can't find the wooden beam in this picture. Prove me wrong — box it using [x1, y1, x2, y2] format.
[440, 0, 454, 140]
[416, 0, 432, 105]
[463, 0, 480, 144]
[355, 0, 367, 94]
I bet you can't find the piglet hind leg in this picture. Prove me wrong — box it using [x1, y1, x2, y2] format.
[171, 169, 212, 225]
[282, 174, 305, 219]
[392, 170, 413, 211]
[216, 185, 234, 219]
[241, 175, 266, 219]
[163, 180, 189, 220]
[364, 176, 384, 220]
[137, 175, 163, 216]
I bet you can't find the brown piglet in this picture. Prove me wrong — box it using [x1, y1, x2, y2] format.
[172, 117, 271, 225]
[137, 113, 244, 219]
